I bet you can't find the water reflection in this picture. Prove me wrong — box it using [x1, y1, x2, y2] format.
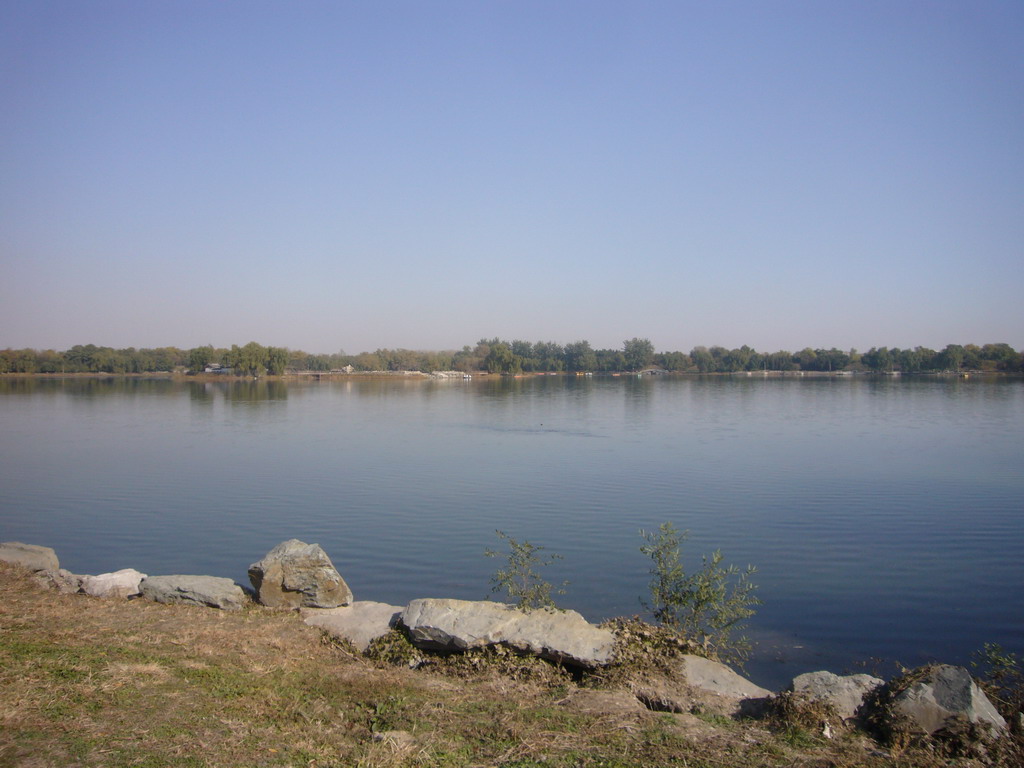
[1, 373, 1021, 691]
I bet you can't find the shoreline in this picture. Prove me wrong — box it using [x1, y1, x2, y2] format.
[0, 369, 1011, 381]
[2, 553, 1018, 768]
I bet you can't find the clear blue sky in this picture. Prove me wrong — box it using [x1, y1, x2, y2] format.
[2, 1, 1022, 354]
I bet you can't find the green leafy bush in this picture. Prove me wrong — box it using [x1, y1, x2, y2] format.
[485, 530, 567, 612]
[639, 522, 760, 663]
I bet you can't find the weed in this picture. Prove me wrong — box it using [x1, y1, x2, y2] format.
[639, 522, 760, 664]
[590, 616, 697, 687]
[360, 695, 410, 733]
[485, 530, 567, 611]
[972, 642, 1024, 724]
[425, 643, 572, 687]
[365, 628, 424, 668]
[764, 690, 843, 741]
[859, 664, 934, 748]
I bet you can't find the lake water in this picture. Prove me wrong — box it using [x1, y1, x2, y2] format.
[1, 374, 1021, 689]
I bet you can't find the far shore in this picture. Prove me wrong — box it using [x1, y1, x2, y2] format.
[0, 369, 1009, 382]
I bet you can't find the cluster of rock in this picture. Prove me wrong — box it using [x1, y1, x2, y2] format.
[1, 539, 1010, 750]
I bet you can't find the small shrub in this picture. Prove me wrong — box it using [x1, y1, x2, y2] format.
[593, 616, 698, 686]
[765, 690, 843, 738]
[973, 643, 1024, 763]
[358, 694, 410, 733]
[972, 642, 1024, 725]
[365, 629, 423, 668]
[639, 522, 760, 664]
[424, 644, 572, 687]
[485, 530, 567, 612]
[860, 665, 934, 749]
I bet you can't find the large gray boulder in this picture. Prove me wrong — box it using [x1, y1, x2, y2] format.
[40, 568, 83, 594]
[676, 654, 772, 701]
[140, 575, 247, 611]
[399, 598, 615, 668]
[248, 539, 353, 609]
[81, 568, 147, 599]
[0, 542, 59, 572]
[790, 671, 884, 721]
[629, 655, 771, 717]
[891, 665, 1006, 736]
[301, 601, 403, 651]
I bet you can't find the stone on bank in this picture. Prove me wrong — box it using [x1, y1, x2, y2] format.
[140, 575, 247, 611]
[81, 568, 147, 599]
[399, 598, 615, 668]
[301, 601, 403, 651]
[0, 541, 60, 573]
[789, 670, 884, 721]
[890, 664, 1006, 736]
[248, 539, 353, 609]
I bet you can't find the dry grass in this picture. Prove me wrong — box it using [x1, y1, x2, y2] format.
[0, 563, 997, 767]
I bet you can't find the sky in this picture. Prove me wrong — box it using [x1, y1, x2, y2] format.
[2, 1, 1022, 355]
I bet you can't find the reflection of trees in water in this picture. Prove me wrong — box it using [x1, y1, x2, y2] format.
[223, 380, 288, 402]
[188, 379, 289, 404]
[0, 377, 182, 398]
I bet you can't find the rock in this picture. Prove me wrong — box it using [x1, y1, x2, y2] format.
[140, 575, 247, 611]
[790, 671, 884, 721]
[40, 568, 83, 594]
[891, 665, 1006, 736]
[81, 568, 147, 599]
[399, 598, 615, 668]
[301, 601, 403, 651]
[631, 655, 772, 718]
[0, 542, 59, 572]
[677, 655, 772, 701]
[248, 539, 353, 609]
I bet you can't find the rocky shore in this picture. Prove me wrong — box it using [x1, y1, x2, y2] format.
[2, 538, 1018, 767]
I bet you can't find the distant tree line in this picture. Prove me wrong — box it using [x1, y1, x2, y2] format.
[1, 339, 1021, 376]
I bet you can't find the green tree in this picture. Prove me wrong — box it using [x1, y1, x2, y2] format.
[623, 338, 655, 371]
[188, 345, 215, 373]
[862, 346, 893, 372]
[226, 342, 269, 376]
[484, 342, 522, 375]
[980, 343, 1022, 372]
[595, 348, 625, 372]
[266, 346, 289, 375]
[939, 344, 965, 372]
[510, 340, 537, 371]
[640, 522, 760, 662]
[532, 341, 565, 372]
[485, 530, 567, 611]
[723, 346, 754, 372]
[659, 351, 691, 371]
[564, 340, 597, 372]
[690, 346, 715, 373]
[352, 351, 384, 371]
[794, 347, 817, 371]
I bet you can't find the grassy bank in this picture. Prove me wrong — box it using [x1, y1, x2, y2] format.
[0, 563, 1001, 767]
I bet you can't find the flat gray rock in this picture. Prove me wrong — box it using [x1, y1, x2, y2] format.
[790, 671, 884, 721]
[675, 654, 772, 701]
[40, 568, 83, 594]
[249, 539, 353, 609]
[301, 601, 402, 651]
[0, 542, 59, 572]
[81, 568, 147, 599]
[892, 665, 1006, 736]
[140, 575, 247, 611]
[630, 657, 771, 719]
[399, 598, 615, 668]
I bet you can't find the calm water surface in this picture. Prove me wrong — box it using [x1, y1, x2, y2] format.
[2, 374, 1021, 689]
